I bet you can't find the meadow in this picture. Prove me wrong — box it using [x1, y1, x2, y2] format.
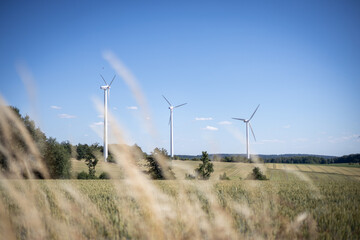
[1, 160, 359, 239]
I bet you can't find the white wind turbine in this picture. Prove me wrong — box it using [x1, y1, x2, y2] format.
[100, 74, 115, 162]
[233, 104, 260, 160]
[163, 95, 187, 158]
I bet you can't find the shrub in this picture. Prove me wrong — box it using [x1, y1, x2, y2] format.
[99, 172, 111, 179]
[219, 172, 230, 180]
[77, 171, 89, 179]
[247, 167, 268, 180]
[185, 173, 196, 180]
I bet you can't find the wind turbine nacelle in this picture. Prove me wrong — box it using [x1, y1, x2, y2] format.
[100, 86, 108, 90]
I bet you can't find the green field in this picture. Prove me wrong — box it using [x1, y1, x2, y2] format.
[72, 158, 360, 180]
[1, 160, 359, 239]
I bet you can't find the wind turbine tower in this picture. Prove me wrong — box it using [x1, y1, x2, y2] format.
[100, 74, 115, 162]
[163, 95, 187, 158]
[233, 104, 260, 159]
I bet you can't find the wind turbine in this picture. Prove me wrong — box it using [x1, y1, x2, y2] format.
[233, 104, 260, 160]
[100, 74, 115, 162]
[163, 95, 187, 158]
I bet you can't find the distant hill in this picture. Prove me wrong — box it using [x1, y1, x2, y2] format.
[257, 154, 336, 160]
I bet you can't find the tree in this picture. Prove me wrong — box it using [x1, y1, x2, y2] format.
[85, 144, 100, 179]
[43, 138, 71, 178]
[61, 141, 77, 158]
[76, 144, 90, 160]
[75, 143, 101, 178]
[146, 147, 175, 179]
[22, 114, 46, 153]
[153, 147, 168, 157]
[132, 144, 146, 161]
[0, 106, 47, 171]
[0, 106, 75, 179]
[146, 155, 163, 179]
[196, 151, 214, 180]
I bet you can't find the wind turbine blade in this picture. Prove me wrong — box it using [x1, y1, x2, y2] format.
[249, 104, 260, 121]
[249, 123, 257, 141]
[109, 75, 116, 86]
[100, 74, 108, 85]
[174, 103, 187, 108]
[232, 118, 246, 121]
[162, 95, 172, 106]
[168, 115, 171, 125]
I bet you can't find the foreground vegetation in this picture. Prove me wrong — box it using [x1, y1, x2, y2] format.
[1, 168, 359, 239]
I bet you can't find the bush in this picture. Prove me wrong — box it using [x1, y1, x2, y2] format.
[99, 172, 111, 179]
[77, 171, 89, 179]
[185, 173, 196, 180]
[219, 172, 230, 180]
[247, 167, 268, 180]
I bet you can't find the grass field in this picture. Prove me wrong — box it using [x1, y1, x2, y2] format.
[266, 163, 360, 179]
[1, 160, 359, 239]
[72, 158, 360, 180]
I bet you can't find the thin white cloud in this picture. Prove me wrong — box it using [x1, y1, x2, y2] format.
[58, 114, 76, 119]
[283, 124, 291, 129]
[342, 134, 360, 141]
[113, 107, 118, 110]
[127, 106, 138, 110]
[51, 105, 62, 110]
[218, 121, 232, 125]
[97, 114, 103, 118]
[195, 117, 213, 121]
[328, 134, 360, 143]
[203, 126, 218, 131]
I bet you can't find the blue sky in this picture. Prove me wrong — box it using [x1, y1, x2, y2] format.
[0, 0, 359, 156]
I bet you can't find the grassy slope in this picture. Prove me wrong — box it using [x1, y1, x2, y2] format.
[71, 159, 360, 180]
[266, 163, 360, 178]
[71, 158, 124, 178]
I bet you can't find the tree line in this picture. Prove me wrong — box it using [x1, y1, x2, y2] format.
[0, 106, 71, 178]
[176, 154, 360, 165]
[262, 154, 360, 164]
